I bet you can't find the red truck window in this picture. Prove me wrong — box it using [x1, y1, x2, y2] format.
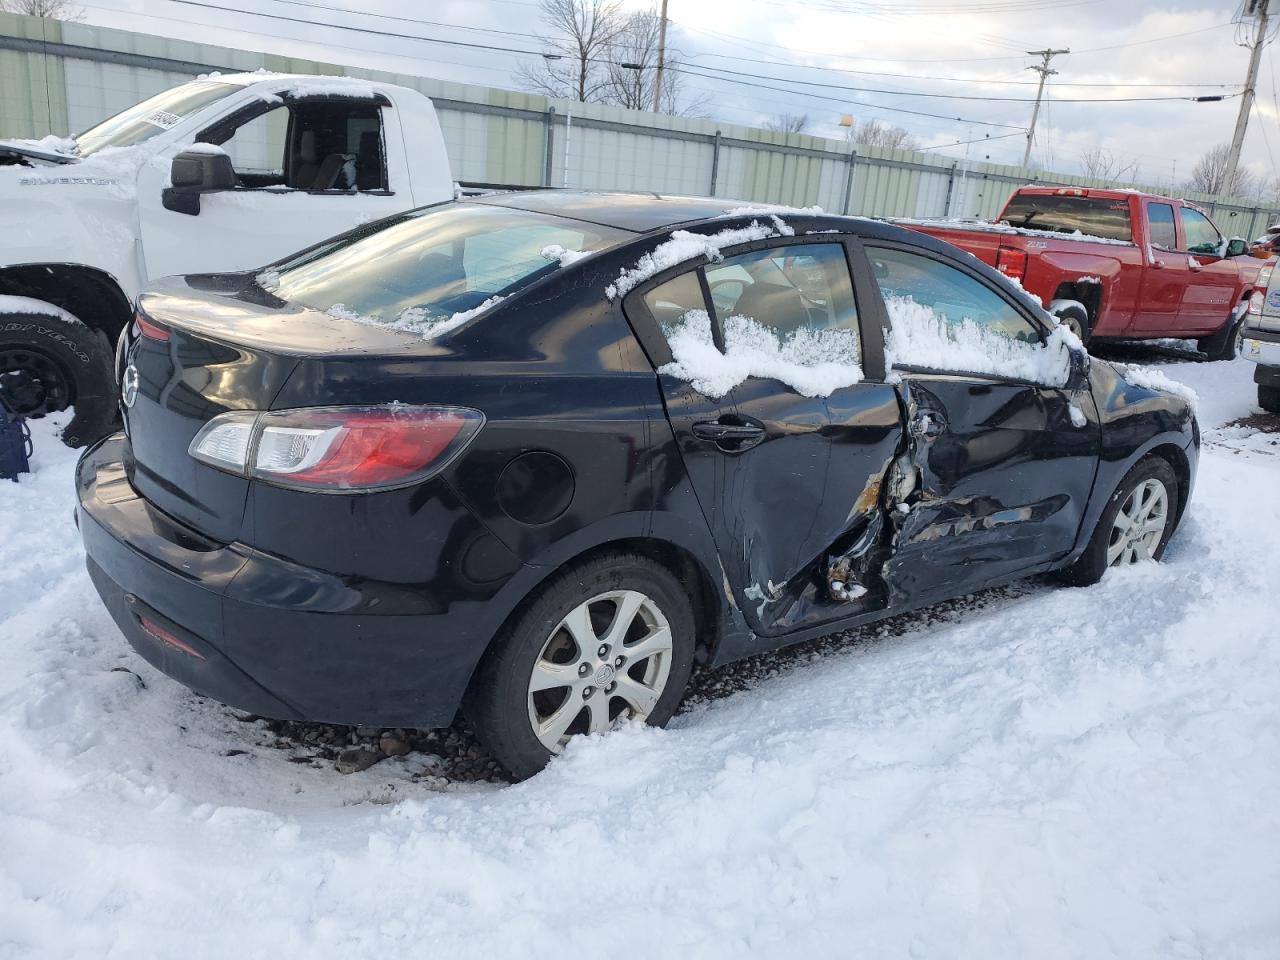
[1147, 203, 1177, 250]
[1181, 207, 1222, 255]
[999, 195, 1133, 243]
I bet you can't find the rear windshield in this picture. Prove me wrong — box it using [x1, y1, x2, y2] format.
[264, 204, 628, 327]
[999, 195, 1134, 243]
[75, 80, 241, 156]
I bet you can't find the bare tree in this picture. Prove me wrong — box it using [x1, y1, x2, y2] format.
[1078, 146, 1140, 184]
[601, 10, 706, 116]
[765, 112, 810, 134]
[853, 119, 919, 151]
[0, 0, 84, 19]
[515, 0, 627, 103]
[1186, 144, 1258, 198]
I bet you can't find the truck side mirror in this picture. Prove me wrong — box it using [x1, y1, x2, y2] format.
[162, 147, 236, 216]
[1225, 238, 1249, 258]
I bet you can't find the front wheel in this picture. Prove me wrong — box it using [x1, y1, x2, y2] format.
[1049, 301, 1091, 343]
[465, 553, 696, 780]
[0, 306, 116, 448]
[1260, 384, 1280, 414]
[1054, 455, 1181, 587]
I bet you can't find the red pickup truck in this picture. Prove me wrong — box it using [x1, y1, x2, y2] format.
[896, 186, 1263, 359]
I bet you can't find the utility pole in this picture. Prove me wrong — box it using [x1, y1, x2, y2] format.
[651, 0, 670, 112]
[1223, 0, 1272, 196]
[1023, 48, 1068, 168]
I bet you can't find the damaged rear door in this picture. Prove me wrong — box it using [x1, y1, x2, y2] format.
[864, 243, 1100, 603]
[626, 238, 905, 637]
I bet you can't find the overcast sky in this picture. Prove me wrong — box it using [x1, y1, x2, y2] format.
[74, 0, 1279, 187]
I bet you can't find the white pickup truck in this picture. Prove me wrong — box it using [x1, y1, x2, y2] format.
[0, 72, 454, 445]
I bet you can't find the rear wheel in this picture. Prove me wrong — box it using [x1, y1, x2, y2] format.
[1197, 308, 1245, 362]
[0, 307, 116, 448]
[465, 553, 696, 780]
[1050, 302, 1091, 343]
[1260, 384, 1280, 414]
[1054, 456, 1181, 587]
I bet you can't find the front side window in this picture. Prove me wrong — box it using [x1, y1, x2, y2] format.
[1147, 203, 1178, 250]
[999, 195, 1133, 242]
[75, 80, 241, 156]
[203, 100, 387, 191]
[1181, 207, 1222, 255]
[265, 204, 626, 329]
[869, 246, 1073, 387]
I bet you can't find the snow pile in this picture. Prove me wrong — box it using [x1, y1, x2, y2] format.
[540, 244, 589, 267]
[884, 295, 1076, 386]
[1114, 363, 1199, 409]
[659, 309, 863, 398]
[282, 79, 377, 99]
[183, 142, 229, 156]
[326, 296, 504, 340]
[1, 368, 1279, 957]
[3, 134, 79, 156]
[256, 269, 280, 293]
[724, 203, 823, 219]
[0, 295, 82, 324]
[606, 222, 778, 300]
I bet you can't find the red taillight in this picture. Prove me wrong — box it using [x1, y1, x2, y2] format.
[138, 615, 205, 660]
[1249, 266, 1273, 315]
[135, 313, 170, 342]
[996, 245, 1028, 281]
[189, 405, 485, 491]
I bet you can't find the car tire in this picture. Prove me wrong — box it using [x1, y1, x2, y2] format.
[1050, 302, 1091, 344]
[1196, 309, 1245, 362]
[0, 308, 116, 448]
[1053, 455, 1181, 588]
[1260, 384, 1280, 414]
[465, 552, 696, 780]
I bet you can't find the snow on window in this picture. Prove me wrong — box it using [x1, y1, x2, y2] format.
[606, 222, 779, 300]
[884, 296, 1077, 387]
[894, 216, 1134, 247]
[325, 295, 505, 341]
[659, 309, 863, 399]
[256, 269, 280, 293]
[1114, 363, 1198, 409]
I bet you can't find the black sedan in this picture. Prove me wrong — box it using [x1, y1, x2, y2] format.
[77, 191, 1198, 779]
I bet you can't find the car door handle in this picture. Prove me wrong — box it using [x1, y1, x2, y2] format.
[1151, 258, 1165, 269]
[692, 420, 765, 450]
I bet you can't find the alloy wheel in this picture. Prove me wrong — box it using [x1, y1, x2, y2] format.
[1107, 478, 1169, 566]
[526, 589, 674, 753]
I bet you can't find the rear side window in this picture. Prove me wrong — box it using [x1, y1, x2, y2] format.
[637, 242, 865, 399]
[1181, 207, 1221, 255]
[999, 195, 1133, 242]
[1148, 203, 1177, 250]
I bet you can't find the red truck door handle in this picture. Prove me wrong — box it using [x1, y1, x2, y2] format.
[1151, 258, 1165, 269]
[1187, 259, 1202, 272]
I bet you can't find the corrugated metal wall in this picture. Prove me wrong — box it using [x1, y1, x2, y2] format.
[3, 11, 1278, 238]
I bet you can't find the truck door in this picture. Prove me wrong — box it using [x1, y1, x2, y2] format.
[863, 243, 1099, 603]
[138, 96, 407, 279]
[1177, 205, 1243, 334]
[1134, 200, 1191, 335]
[624, 239, 904, 637]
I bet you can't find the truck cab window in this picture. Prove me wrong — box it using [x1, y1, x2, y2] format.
[1181, 207, 1222, 256]
[998, 195, 1133, 242]
[203, 99, 388, 192]
[1147, 203, 1178, 251]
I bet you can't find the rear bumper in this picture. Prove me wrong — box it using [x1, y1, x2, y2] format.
[1242, 325, 1280, 376]
[76, 434, 501, 728]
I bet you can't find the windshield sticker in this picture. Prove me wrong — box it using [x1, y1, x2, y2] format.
[142, 110, 182, 130]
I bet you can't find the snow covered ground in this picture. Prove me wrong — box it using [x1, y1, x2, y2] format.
[2, 354, 1278, 959]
